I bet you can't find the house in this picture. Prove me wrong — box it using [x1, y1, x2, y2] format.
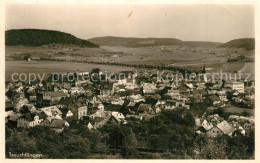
[164, 100, 182, 110]
[195, 117, 203, 127]
[217, 91, 228, 102]
[225, 82, 244, 93]
[6, 111, 22, 127]
[154, 107, 162, 114]
[59, 107, 74, 119]
[109, 111, 126, 124]
[209, 95, 221, 106]
[89, 110, 111, 119]
[70, 87, 85, 96]
[5, 99, 14, 111]
[37, 91, 67, 102]
[45, 73, 76, 91]
[137, 104, 154, 115]
[242, 121, 254, 130]
[206, 114, 224, 125]
[91, 117, 109, 129]
[117, 71, 136, 85]
[68, 101, 88, 120]
[195, 119, 214, 135]
[178, 84, 192, 95]
[145, 94, 162, 101]
[29, 95, 37, 104]
[99, 82, 114, 96]
[126, 102, 136, 113]
[206, 124, 223, 137]
[41, 106, 63, 118]
[154, 100, 165, 113]
[196, 83, 206, 89]
[129, 94, 145, 103]
[50, 119, 69, 133]
[17, 112, 45, 128]
[142, 83, 157, 94]
[36, 91, 67, 106]
[201, 119, 214, 130]
[111, 99, 124, 105]
[193, 89, 206, 103]
[206, 121, 235, 137]
[87, 122, 94, 129]
[229, 120, 246, 136]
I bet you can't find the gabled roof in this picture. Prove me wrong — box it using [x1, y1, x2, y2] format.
[50, 119, 67, 128]
[5, 101, 14, 109]
[137, 104, 152, 112]
[41, 106, 62, 117]
[216, 121, 235, 135]
[186, 83, 194, 89]
[51, 91, 67, 97]
[193, 89, 206, 95]
[127, 102, 136, 107]
[8, 112, 22, 121]
[201, 119, 214, 131]
[92, 117, 106, 123]
[148, 94, 162, 100]
[209, 95, 220, 102]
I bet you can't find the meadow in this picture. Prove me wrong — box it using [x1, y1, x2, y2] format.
[5, 45, 255, 81]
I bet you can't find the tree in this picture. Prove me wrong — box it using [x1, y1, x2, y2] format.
[204, 96, 213, 106]
[62, 136, 91, 158]
[184, 112, 195, 126]
[23, 53, 31, 60]
[121, 126, 139, 158]
[193, 136, 229, 159]
[202, 64, 206, 74]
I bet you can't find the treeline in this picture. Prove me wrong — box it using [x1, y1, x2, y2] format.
[6, 29, 99, 48]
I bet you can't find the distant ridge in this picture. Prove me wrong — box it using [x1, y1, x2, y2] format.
[6, 29, 99, 48]
[218, 38, 255, 50]
[88, 36, 222, 48]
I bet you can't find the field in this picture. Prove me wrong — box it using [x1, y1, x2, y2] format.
[5, 61, 134, 82]
[5, 45, 255, 81]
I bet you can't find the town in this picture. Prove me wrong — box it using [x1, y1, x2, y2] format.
[5, 67, 255, 158]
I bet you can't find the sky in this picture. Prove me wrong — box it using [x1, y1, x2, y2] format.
[5, 4, 254, 43]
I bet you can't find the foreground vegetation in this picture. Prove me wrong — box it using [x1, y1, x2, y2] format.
[6, 110, 254, 159]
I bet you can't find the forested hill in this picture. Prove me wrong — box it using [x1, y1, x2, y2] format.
[88, 36, 221, 47]
[5, 29, 99, 48]
[218, 38, 255, 50]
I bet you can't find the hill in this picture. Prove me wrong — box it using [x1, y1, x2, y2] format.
[218, 38, 255, 50]
[5, 29, 99, 48]
[183, 41, 221, 47]
[88, 36, 221, 47]
[88, 36, 182, 47]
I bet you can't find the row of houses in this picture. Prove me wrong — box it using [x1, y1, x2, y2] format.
[195, 113, 254, 137]
[5, 69, 254, 134]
